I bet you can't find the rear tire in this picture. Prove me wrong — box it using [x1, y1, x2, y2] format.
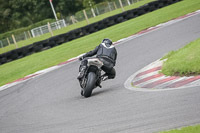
[83, 72, 96, 98]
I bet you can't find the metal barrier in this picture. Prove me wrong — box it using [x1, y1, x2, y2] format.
[31, 19, 66, 37]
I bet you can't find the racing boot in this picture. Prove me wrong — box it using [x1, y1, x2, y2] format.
[77, 66, 87, 80]
[96, 75, 108, 88]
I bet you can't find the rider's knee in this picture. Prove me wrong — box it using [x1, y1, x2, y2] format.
[108, 74, 115, 79]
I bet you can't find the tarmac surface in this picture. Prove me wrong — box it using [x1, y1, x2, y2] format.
[0, 12, 200, 133]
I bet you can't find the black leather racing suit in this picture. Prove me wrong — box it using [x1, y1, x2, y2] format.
[80, 43, 117, 79]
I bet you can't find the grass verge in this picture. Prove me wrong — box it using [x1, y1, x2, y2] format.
[0, 0, 200, 86]
[161, 38, 200, 76]
[0, 0, 155, 54]
[160, 124, 200, 133]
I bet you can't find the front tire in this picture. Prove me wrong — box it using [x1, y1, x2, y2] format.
[83, 72, 96, 98]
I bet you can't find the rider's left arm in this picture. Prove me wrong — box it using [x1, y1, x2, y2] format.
[83, 45, 99, 58]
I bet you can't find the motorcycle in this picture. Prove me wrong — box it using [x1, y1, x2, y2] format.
[78, 58, 103, 98]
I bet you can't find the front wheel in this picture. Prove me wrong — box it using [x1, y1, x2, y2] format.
[83, 72, 96, 97]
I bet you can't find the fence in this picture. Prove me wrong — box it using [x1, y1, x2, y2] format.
[0, 31, 32, 48]
[31, 19, 66, 37]
[0, 0, 143, 49]
[65, 0, 141, 25]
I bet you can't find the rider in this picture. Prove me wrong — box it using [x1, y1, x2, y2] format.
[77, 39, 117, 86]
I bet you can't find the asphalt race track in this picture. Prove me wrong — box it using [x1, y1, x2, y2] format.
[1, 14, 200, 133]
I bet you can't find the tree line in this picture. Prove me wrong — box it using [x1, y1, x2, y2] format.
[0, 0, 111, 34]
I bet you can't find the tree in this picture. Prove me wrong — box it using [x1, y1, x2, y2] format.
[0, 0, 112, 34]
[56, 0, 83, 16]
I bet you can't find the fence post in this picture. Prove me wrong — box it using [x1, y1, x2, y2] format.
[56, 20, 61, 29]
[24, 32, 27, 40]
[89, 0, 96, 17]
[71, 16, 75, 24]
[71, 16, 79, 24]
[70, 16, 75, 24]
[83, 10, 90, 24]
[96, 7, 100, 15]
[63, 19, 67, 27]
[48, 22, 54, 37]
[0, 40, 3, 48]
[12, 34, 18, 48]
[127, 0, 131, 5]
[113, 2, 117, 10]
[31, 29, 35, 38]
[7, 38, 11, 45]
[28, 31, 32, 38]
[107, 2, 112, 11]
[91, 8, 96, 17]
[40, 27, 43, 35]
[119, 0, 125, 12]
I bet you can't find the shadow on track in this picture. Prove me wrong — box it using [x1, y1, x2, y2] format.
[92, 87, 116, 97]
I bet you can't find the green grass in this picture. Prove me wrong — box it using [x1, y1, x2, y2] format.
[0, 0, 200, 86]
[0, 0, 155, 54]
[160, 124, 200, 133]
[161, 38, 200, 76]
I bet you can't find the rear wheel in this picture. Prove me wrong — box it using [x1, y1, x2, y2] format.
[83, 72, 96, 98]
